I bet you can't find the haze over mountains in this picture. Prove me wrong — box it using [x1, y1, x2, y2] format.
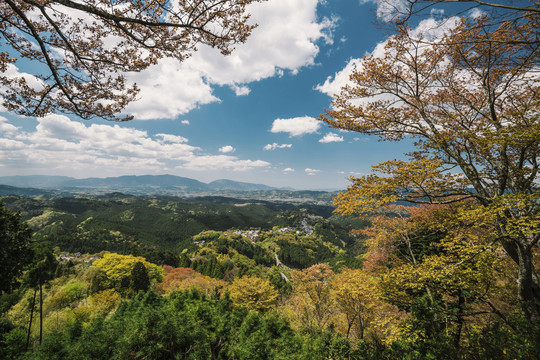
[0, 174, 278, 192]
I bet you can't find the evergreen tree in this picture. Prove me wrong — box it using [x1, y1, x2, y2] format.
[0, 201, 33, 294]
[130, 262, 150, 293]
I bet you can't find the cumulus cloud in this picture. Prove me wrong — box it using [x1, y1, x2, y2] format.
[219, 145, 236, 153]
[181, 120, 190, 125]
[231, 85, 251, 96]
[157, 134, 189, 143]
[124, 0, 336, 120]
[319, 132, 344, 143]
[2, 0, 336, 122]
[0, 115, 269, 175]
[263, 143, 292, 151]
[0, 116, 19, 135]
[305, 168, 320, 175]
[270, 116, 321, 136]
[316, 58, 362, 98]
[283, 167, 295, 172]
[182, 156, 268, 171]
[124, 58, 219, 120]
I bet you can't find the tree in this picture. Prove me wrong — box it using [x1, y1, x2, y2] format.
[380, 0, 540, 42]
[291, 263, 335, 331]
[130, 261, 150, 293]
[155, 266, 226, 295]
[228, 276, 279, 312]
[92, 253, 161, 293]
[321, 16, 540, 322]
[24, 242, 58, 348]
[0, 201, 33, 294]
[331, 268, 381, 341]
[0, 0, 261, 121]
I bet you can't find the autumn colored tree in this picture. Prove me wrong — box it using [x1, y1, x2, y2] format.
[331, 268, 384, 341]
[321, 15, 540, 322]
[73, 289, 121, 324]
[228, 276, 279, 312]
[291, 263, 335, 331]
[0, 0, 261, 121]
[155, 266, 226, 295]
[390, 205, 509, 343]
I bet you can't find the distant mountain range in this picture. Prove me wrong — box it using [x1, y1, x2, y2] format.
[0, 174, 279, 193]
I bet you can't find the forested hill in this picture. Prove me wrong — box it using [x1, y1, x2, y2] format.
[1, 194, 365, 264]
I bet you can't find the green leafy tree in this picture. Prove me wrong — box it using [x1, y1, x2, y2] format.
[0, 201, 33, 294]
[24, 242, 58, 348]
[130, 261, 150, 293]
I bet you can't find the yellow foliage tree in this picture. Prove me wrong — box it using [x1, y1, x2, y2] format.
[73, 289, 121, 323]
[360, 203, 516, 346]
[92, 253, 162, 292]
[331, 268, 399, 341]
[321, 15, 540, 322]
[228, 276, 279, 312]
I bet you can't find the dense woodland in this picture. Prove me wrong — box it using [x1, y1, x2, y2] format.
[0, 194, 538, 359]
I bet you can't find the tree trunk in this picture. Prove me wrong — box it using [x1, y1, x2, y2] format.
[453, 292, 465, 350]
[210, 337, 223, 360]
[499, 238, 540, 301]
[39, 279, 43, 345]
[516, 241, 540, 323]
[25, 288, 37, 351]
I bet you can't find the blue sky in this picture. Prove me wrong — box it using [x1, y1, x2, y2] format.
[0, 0, 438, 190]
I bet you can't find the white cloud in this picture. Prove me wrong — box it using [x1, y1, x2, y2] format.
[1, 64, 45, 93]
[283, 167, 295, 172]
[157, 134, 189, 143]
[0, 115, 269, 175]
[219, 145, 236, 153]
[264, 143, 292, 151]
[316, 57, 362, 98]
[319, 132, 344, 143]
[270, 116, 321, 136]
[0, 116, 19, 134]
[305, 168, 320, 176]
[124, 58, 219, 120]
[181, 120, 190, 125]
[353, 136, 369, 142]
[123, 0, 336, 120]
[231, 85, 251, 96]
[182, 155, 269, 171]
